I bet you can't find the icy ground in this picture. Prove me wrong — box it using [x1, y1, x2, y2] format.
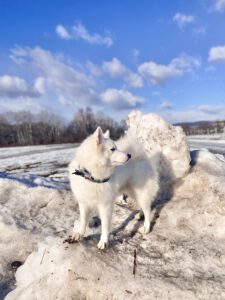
[0, 143, 79, 193]
[1, 114, 225, 299]
[0, 143, 76, 178]
[188, 138, 225, 155]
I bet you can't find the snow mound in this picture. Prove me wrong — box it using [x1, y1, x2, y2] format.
[4, 148, 225, 300]
[0, 178, 76, 297]
[126, 110, 190, 187]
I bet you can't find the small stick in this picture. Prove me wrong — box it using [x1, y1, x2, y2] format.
[40, 248, 46, 265]
[133, 249, 137, 276]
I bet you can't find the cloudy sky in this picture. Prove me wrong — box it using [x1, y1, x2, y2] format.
[1, 0, 225, 123]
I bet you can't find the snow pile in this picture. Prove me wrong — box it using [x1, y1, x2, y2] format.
[166, 150, 225, 239]
[126, 110, 190, 182]
[1, 111, 225, 299]
[0, 178, 76, 298]
[5, 147, 225, 300]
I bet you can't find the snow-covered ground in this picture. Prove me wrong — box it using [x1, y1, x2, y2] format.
[0, 143, 78, 192]
[188, 137, 225, 155]
[188, 134, 225, 140]
[0, 143, 79, 298]
[0, 143, 76, 178]
[0, 135, 223, 183]
[1, 116, 225, 299]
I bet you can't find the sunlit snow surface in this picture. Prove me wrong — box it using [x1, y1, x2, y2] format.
[0, 144, 77, 190]
[0, 143, 79, 298]
[1, 133, 225, 299]
[188, 136, 225, 155]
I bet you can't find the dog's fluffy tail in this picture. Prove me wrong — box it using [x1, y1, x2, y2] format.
[116, 132, 160, 169]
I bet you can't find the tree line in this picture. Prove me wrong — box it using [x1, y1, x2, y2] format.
[179, 120, 225, 135]
[0, 107, 125, 147]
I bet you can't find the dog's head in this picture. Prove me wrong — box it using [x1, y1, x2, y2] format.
[93, 127, 131, 167]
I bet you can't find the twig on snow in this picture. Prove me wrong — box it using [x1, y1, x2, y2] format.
[133, 249, 137, 276]
[40, 248, 46, 265]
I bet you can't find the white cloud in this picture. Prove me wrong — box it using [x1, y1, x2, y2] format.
[161, 104, 225, 123]
[214, 0, 225, 11]
[102, 57, 143, 88]
[193, 27, 206, 36]
[208, 45, 225, 62]
[100, 89, 144, 110]
[160, 100, 173, 110]
[56, 25, 72, 40]
[73, 23, 113, 47]
[197, 104, 223, 114]
[173, 13, 195, 28]
[11, 47, 147, 110]
[56, 22, 113, 47]
[10, 46, 99, 106]
[86, 61, 103, 77]
[34, 77, 46, 94]
[0, 97, 43, 113]
[0, 75, 41, 98]
[138, 54, 201, 85]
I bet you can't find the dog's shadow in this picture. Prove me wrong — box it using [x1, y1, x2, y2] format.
[84, 207, 161, 248]
[83, 209, 141, 247]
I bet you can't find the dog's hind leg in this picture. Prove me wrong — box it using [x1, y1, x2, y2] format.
[72, 203, 89, 241]
[138, 208, 151, 234]
[135, 211, 144, 221]
[136, 194, 152, 235]
[97, 203, 113, 249]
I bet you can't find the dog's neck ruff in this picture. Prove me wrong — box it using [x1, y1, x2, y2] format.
[72, 167, 110, 184]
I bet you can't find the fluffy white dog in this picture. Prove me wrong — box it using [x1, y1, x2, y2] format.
[68, 127, 159, 249]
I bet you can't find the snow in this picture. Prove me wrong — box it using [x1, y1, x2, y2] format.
[1, 111, 225, 299]
[0, 178, 79, 298]
[127, 111, 191, 181]
[188, 138, 225, 155]
[126, 111, 191, 200]
[0, 143, 76, 177]
[188, 134, 225, 140]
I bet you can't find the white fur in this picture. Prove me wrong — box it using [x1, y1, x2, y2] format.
[68, 127, 159, 249]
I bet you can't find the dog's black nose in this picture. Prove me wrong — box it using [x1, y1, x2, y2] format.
[127, 153, 131, 160]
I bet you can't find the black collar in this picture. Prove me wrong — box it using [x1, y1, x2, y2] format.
[72, 167, 110, 183]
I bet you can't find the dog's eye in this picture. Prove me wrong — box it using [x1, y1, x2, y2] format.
[110, 147, 116, 152]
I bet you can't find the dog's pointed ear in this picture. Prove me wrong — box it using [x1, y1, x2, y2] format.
[103, 130, 110, 139]
[94, 127, 104, 145]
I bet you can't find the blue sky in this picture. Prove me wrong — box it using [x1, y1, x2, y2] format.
[1, 0, 225, 123]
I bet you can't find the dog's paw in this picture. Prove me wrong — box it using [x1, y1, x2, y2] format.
[63, 232, 82, 244]
[97, 240, 108, 250]
[72, 232, 83, 241]
[135, 211, 144, 221]
[138, 225, 150, 235]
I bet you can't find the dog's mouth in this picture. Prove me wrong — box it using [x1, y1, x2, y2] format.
[111, 160, 127, 166]
[111, 158, 130, 166]
[111, 154, 131, 166]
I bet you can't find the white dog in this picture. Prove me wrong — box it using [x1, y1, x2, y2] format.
[68, 127, 159, 249]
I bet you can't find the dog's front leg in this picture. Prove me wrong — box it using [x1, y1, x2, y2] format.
[72, 203, 89, 241]
[98, 204, 112, 249]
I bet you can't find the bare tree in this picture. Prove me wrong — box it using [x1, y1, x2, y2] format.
[0, 107, 125, 147]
